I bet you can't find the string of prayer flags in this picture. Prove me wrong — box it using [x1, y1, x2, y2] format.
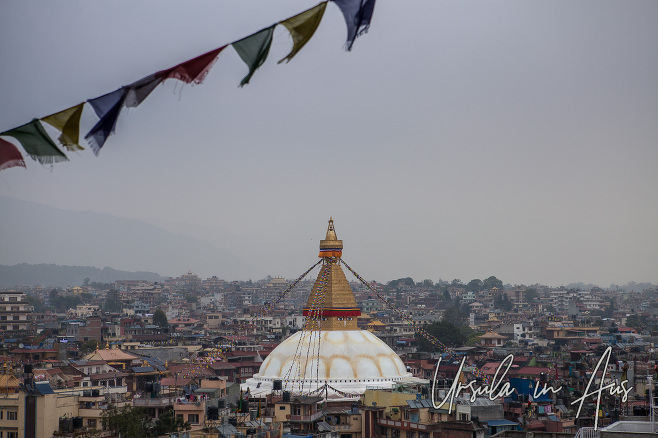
[157, 46, 227, 85]
[278, 2, 328, 64]
[332, 0, 376, 51]
[0, 138, 26, 171]
[85, 88, 128, 154]
[0, 119, 68, 165]
[124, 73, 165, 108]
[41, 103, 85, 151]
[0, 1, 378, 171]
[232, 25, 276, 87]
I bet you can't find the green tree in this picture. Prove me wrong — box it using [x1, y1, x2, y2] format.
[153, 309, 169, 328]
[80, 292, 93, 302]
[104, 289, 122, 312]
[80, 339, 99, 354]
[420, 279, 434, 288]
[388, 277, 415, 288]
[26, 295, 46, 313]
[493, 294, 513, 311]
[625, 314, 646, 330]
[102, 405, 190, 438]
[482, 276, 503, 290]
[184, 294, 198, 304]
[466, 279, 483, 292]
[102, 405, 151, 438]
[524, 288, 538, 303]
[153, 410, 190, 436]
[602, 299, 615, 318]
[415, 321, 474, 351]
[442, 290, 452, 301]
[442, 307, 467, 326]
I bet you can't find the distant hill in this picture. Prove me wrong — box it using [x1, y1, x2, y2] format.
[0, 263, 166, 288]
[0, 196, 255, 280]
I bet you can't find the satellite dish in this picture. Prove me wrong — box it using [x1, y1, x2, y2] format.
[19, 343, 24, 348]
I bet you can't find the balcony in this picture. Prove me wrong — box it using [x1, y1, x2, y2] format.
[290, 411, 324, 422]
[133, 396, 176, 407]
[331, 423, 359, 432]
[377, 418, 430, 431]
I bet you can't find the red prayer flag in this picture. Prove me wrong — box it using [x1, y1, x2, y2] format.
[157, 46, 227, 85]
[0, 138, 27, 171]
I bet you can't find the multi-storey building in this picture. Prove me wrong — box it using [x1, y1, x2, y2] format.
[0, 291, 33, 335]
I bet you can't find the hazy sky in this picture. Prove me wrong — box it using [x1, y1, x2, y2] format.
[1, 0, 656, 287]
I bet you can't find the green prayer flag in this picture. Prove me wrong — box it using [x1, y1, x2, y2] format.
[41, 103, 85, 151]
[278, 2, 328, 64]
[1, 119, 68, 165]
[232, 25, 276, 87]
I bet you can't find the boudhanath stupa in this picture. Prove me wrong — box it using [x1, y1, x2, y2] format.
[242, 219, 412, 400]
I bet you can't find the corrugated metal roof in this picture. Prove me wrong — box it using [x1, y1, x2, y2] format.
[486, 420, 519, 427]
[132, 366, 155, 373]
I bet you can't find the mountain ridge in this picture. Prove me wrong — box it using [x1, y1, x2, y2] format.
[0, 263, 167, 288]
[0, 196, 257, 280]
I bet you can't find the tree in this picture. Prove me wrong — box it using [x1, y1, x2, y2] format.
[104, 289, 122, 312]
[442, 307, 467, 326]
[482, 276, 503, 290]
[26, 295, 46, 313]
[602, 299, 615, 318]
[493, 294, 513, 311]
[466, 279, 483, 292]
[524, 288, 538, 303]
[388, 277, 415, 288]
[153, 309, 168, 328]
[80, 339, 99, 354]
[102, 405, 189, 438]
[185, 294, 198, 304]
[415, 320, 474, 351]
[153, 410, 190, 436]
[625, 314, 646, 330]
[102, 405, 151, 438]
[442, 290, 452, 301]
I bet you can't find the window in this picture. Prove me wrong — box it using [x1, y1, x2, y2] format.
[8, 411, 18, 420]
[279, 406, 286, 410]
[176, 414, 184, 421]
[88, 419, 97, 428]
[188, 414, 199, 424]
[8, 433, 17, 438]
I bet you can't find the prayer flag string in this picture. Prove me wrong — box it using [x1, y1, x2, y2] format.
[0, 0, 376, 171]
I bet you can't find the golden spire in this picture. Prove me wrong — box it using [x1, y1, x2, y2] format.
[305, 219, 361, 330]
[325, 217, 337, 240]
[318, 217, 343, 257]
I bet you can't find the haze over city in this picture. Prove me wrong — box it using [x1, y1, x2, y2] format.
[1, 0, 656, 287]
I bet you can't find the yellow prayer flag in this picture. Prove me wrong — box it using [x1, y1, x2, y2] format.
[278, 2, 327, 64]
[41, 103, 85, 151]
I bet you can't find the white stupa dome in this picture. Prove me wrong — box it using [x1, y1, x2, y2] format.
[243, 329, 411, 397]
